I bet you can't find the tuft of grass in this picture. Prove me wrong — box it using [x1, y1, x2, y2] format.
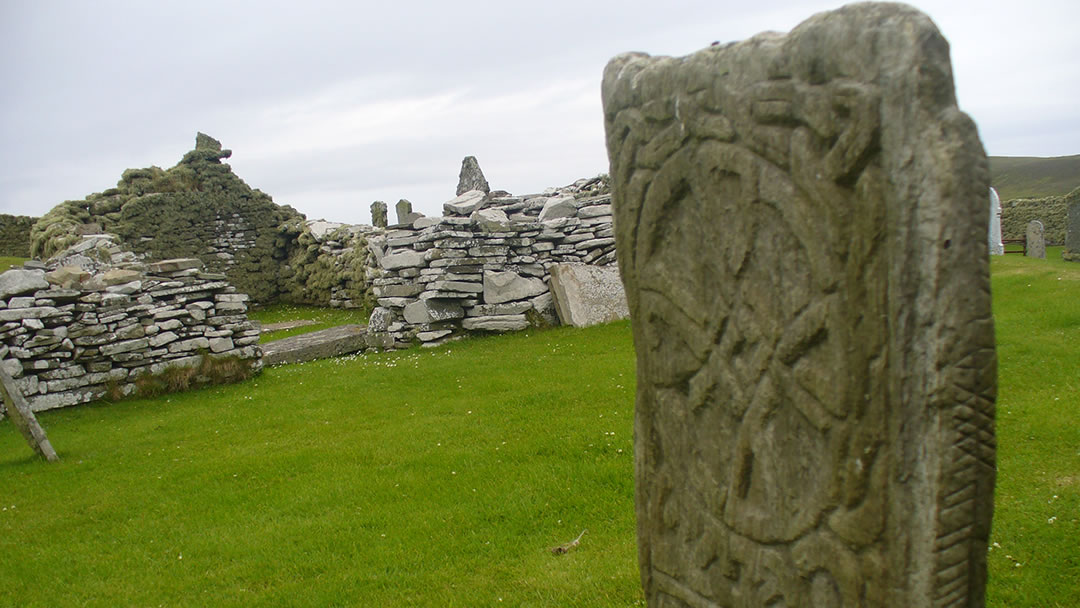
[104, 353, 258, 401]
[248, 303, 370, 343]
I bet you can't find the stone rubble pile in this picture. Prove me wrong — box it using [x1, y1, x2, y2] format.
[363, 176, 618, 348]
[0, 252, 262, 413]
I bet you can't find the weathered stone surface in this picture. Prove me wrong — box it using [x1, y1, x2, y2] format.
[403, 299, 465, 324]
[602, 4, 996, 606]
[0, 269, 49, 298]
[371, 201, 388, 228]
[146, 258, 203, 274]
[101, 268, 142, 286]
[472, 208, 512, 232]
[45, 266, 90, 289]
[0, 306, 58, 322]
[413, 216, 440, 230]
[548, 263, 629, 328]
[305, 221, 342, 241]
[1026, 220, 1046, 259]
[373, 283, 423, 298]
[396, 199, 418, 225]
[465, 301, 531, 317]
[443, 190, 487, 216]
[106, 280, 142, 295]
[578, 204, 612, 219]
[538, 195, 578, 221]
[261, 324, 368, 366]
[380, 250, 426, 270]
[1065, 200, 1080, 262]
[456, 156, 491, 196]
[483, 270, 547, 304]
[461, 314, 528, 331]
[368, 307, 391, 332]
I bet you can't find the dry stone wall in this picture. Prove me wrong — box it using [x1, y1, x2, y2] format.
[278, 220, 375, 309]
[364, 176, 618, 348]
[0, 254, 262, 414]
[1000, 187, 1077, 245]
[0, 214, 35, 257]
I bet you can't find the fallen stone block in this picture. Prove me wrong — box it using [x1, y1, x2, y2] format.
[261, 325, 369, 366]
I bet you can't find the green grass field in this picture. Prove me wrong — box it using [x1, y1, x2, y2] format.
[985, 247, 1080, 606]
[1, 249, 1078, 606]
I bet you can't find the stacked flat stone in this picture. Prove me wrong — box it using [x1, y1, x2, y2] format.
[0, 257, 262, 413]
[366, 179, 616, 347]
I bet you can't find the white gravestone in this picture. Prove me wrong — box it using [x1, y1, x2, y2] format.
[989, 187, 1004, 255]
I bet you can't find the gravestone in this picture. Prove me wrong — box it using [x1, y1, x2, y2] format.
[1065, 200, 1080, 262]
[371, 201, 388, 228]
[456, 155, 491, 196]
[1026, 220, 1046, 258]
[602, 4, 996, 607]
[989, 188, 1004, 255]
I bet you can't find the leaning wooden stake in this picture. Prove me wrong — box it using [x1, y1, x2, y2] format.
[0, 367, 59, 462]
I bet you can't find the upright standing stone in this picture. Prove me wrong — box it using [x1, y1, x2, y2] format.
[989, 188, 1004, 255]
[456, 155, 491, 196]
[395, 199, 421, 225]
[1065, 200, 1080, 262]
[1025, 220, 1046, 259]
[396, 199, 413, 225]
[371, 201, 388, 228]
[602, 4, 996, 607]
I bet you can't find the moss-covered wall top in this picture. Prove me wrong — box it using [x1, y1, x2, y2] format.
[0, 214, 36, 257]
[30, 133, 304, 303]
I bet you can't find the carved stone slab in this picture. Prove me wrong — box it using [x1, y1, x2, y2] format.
[602, 4, 996, 606]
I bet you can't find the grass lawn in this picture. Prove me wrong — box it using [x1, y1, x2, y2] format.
[1, 323, 641, 607]
[0, 257, 29, 273]
[985, 246, 1080, 607]
[1, 248, 1077, 606]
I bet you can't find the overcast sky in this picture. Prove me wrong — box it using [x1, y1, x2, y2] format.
[1, 1, 1077, 224]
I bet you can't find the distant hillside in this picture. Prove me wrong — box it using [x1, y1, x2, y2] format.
[990, 155, 1080, 201]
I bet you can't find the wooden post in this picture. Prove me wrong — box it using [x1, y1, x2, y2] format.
[0, 367, 59, 462]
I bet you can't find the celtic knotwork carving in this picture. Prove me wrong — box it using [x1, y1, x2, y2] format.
[604, 4, 995, 607]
